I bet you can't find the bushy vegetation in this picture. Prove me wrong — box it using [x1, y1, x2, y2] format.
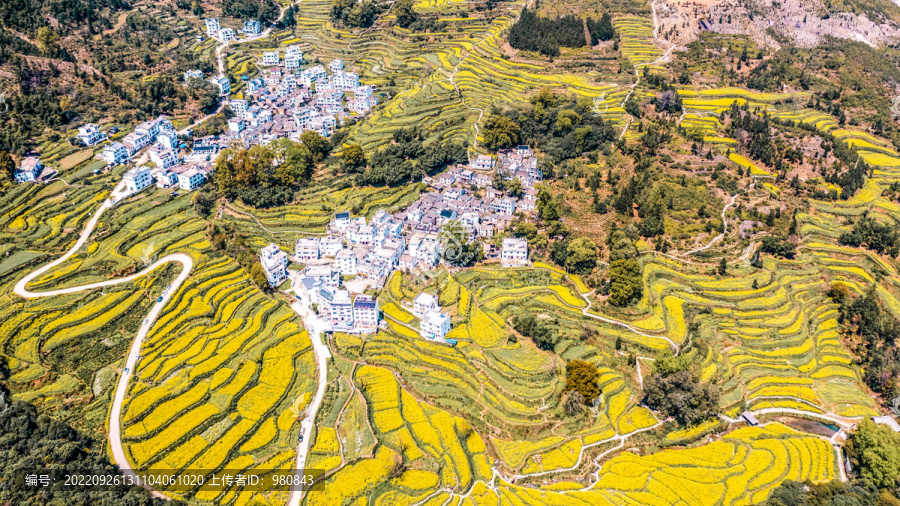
[512, 313, 558, 351]
[564, 359, 600, 406]
[482, 89, 616, 163]
[207, 222, 270, 289]
[839, 215, 900, 257]
[508, 9, 614, 57]
[845, 419, 900, 490]
[353, 128, 467, 186]
[220, 0, 279, 24]
[214, 137, 320, 207]
[766, 479, 899, 506]
[643, 349, 718, 426]
[760, 236, 796, 259]
[836, 290, 900, 400]
[0, 393, 176, 505]
[330, 0, 380, 28]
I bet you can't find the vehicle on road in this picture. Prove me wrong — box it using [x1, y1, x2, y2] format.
[157, 296, 163, 302]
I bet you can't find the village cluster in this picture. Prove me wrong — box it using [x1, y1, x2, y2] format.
[13, 17, 380, 196]
[256, 144, 542, 342]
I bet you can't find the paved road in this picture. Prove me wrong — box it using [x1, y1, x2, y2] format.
[13, 184, 193, 499]
[287, 294, 331, 506]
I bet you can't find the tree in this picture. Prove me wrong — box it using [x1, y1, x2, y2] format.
[624, 97, 642, 119]
[550, 239, 569, 267]
[563, 391, 586, 415]
[512, 313, 557, 350]
[250, 262, 269, 289]
[341, 144, 366, 172]
[481, 114, 520, 151]
[717, 257, 727, 276]
[536, 185, 559, 222]
[439, 220, 482, 266]
[846, 419, 900, 489]
[609, 258, 642, 306]
[300, 131, 330, 163]
[595, 13, 615, 41]
[643, 371, 719, 426]
[760, 236, 796, 258]
[565, 360, 600, 404]
[36, 27, 60, 56]
[651, 349, 690, 376]
[0, 151, 14, 183]
[565, 238, 598, 275]
[275, 142, 313, 185]
[393, 0, 418, 27]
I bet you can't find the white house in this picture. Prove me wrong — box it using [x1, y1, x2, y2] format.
[184, 69, 204, 83]
[398, 254, 419, 271]
[123, 166, 153, 193]
[470, 154, 494, 171]
[177, 168, 206, 190]
[15, 157, 42, 183]
[330, 290, 354, 330]
[336, 249, 358, 275]
[260, 243, 289, 286]
[262, 51, 281, 66]
[211, 75, 230, 95]
[501, 237, 528, 267]
[301, 65, 327, 87]
[285, 46, 303, 70]
[205, 18, 220, 37]
[148, 146, 178, 169]
[353, 295, 378, 333]
[230, 99, 248, 118]
[490, 197, 516, 215]
[413, 292, 438, 317]
[102, 142, 129, 165]
[76, 124, 102, 146]
[220, 27, 236, 41]
[420, 310, 451, 340]
[329, 59, 344, 73]
[334, 211, 351, 231]
[151, 167, 178, 188]
[305, 265, 339, 289]
[243, 19, 261, 35]
[333, 71, 359, 90]
[295, 237, 320, 261]
[320, 236, 343, 256]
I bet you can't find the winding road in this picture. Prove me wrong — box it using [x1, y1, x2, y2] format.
[13, 183, 192, 499]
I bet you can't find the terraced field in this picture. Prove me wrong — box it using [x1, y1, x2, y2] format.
[0, 167, 318, 502]
[232, 0, 633, 150]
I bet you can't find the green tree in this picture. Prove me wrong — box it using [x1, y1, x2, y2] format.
[481, 115, 520, 151]
[341, 144, 366, 172]
[0, 151, 14, 184]
[717, 257, 727, 276]
[565, 238, 598, 275]
[595, 13, 615, 41]
[536, 185, 559, 222]
[36, 27, 60, 56]
[394, 0, 418, 27]
[609, 258, 642, 306]
[651, 349, 690, 376]
[300, 131, 330, 163]
[250, 262, 269, 289]
[564, 360, 600, 404]
[846, 418, 900, 489]
[275, 143, 314, 185]
[506, 177, 523, 197]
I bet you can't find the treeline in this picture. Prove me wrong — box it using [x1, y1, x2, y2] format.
[481, 88, 617, 163]
[330, 0, 381, 28]
[831, 284, 900, 400]
[214, 134, 327, 208]
[838, 214, 899, 257]
[219, 0, 279, 24]
[0, 392, 177, 505]
[508, 8, 614, 57]
[0, 0, 127, 35]
[643, 348, 719, 427]
[346, 128, 468, 187]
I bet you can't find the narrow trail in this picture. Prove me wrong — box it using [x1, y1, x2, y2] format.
[579, 292, 681, 353]
[13, 183, 192, 500]
[680, 192, 738, 256]
[617, 0, 678, 139]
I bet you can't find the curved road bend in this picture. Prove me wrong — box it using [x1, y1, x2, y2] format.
[13, 185, 193, 499]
